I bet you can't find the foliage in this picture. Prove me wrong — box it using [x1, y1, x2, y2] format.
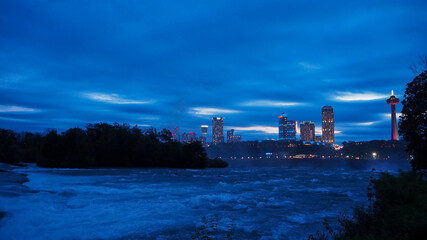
[0, 129, 22, 164]
[20, 132, 44, 163]
[307, 171, 427, 240]
[399, 69, 427, 173]
[206, 157, 229, 168]
[0, 123, 225, 169]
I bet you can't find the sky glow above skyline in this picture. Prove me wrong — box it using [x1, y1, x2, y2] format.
[0, 0, 426, 143]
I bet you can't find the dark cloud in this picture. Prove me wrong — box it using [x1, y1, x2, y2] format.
[0, 0, 426, 143]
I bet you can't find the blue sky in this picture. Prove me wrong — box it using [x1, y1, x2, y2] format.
[0, 0, 426, 143]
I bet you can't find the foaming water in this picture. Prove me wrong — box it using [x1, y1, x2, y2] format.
[0, 162, 396, 240]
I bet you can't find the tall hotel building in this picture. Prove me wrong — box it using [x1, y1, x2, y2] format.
[300, 121, 315, 142]
[322, 106, 334, 144]
[201, 125, 208, 144]
[212, 117, 224, 143]
[278, 113, 296, 140]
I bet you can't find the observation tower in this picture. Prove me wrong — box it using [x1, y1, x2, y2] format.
[386, 90, 400, 141]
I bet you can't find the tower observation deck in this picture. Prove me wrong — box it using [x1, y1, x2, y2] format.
[386, 90, 400, 141]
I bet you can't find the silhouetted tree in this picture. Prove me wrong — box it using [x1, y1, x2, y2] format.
[307, 171, 427, 240]
[181, 141, 208, 169]
[159, 128, 173, 142]
[0, 129, 22, 164]
[39, 130, 62, 167]
[0, 123, 227, 169]
[410, 55, 427, 75]
[20, 132, 44, 163]
[61, 127, 92, 168]
[399, 69, 427, 173]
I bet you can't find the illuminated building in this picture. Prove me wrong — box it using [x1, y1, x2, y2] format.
[386, 90, 400, 141]
[227, 129, 243, 143]
[322, 106, 334, 144]
[227, 129, 234, 143]
[300, 121, 315, 142]
[233, 135, 242, 142]
[212, 117, 224, 143]
[201, 125, 208, 144]
[171, 127, 180, 142]
[315, 136, 322, 143]
[278, 113, 296, 140]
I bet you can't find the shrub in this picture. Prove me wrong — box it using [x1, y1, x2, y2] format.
[307, 171, 427, 240]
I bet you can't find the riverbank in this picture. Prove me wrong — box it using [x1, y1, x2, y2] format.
[0, 163, 31, 222]
[0, 163, 30, 195]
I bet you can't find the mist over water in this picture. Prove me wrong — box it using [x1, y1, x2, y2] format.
[0, 159, 410, 240]
[228, 158, 411, 171]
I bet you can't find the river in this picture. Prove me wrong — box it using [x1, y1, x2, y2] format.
[0, 159, 410, 239]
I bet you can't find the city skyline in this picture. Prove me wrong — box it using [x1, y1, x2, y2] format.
[0, 1, 426, 143]
[0, 2, 424, 240]
[174, 105, 333, 144]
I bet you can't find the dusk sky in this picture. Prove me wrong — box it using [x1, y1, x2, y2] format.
[1, 0, 426, 143]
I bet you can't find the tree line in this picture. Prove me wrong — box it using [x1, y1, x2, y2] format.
[0, 123, 227, 169]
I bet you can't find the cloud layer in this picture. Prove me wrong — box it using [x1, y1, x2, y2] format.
[0, 0, 426, 143]
[82, 92, 153, 105]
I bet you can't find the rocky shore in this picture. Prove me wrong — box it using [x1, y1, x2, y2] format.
[0, 163, 31, 222]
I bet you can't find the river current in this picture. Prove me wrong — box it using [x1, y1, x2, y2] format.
[0, 160, 409, 240]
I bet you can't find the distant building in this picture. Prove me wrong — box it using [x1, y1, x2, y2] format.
[233, 135, 242, 142]
[300, 121, 315, 142]
[195, 136, 205, 143]
[386, 90, 400, 141]
[212, 117, 224, 143]
[226, 129, 243, 143]
[201, 125, 208, 144]
[278, 113, 296, 141]
[322, 106, 334, 144]
[227, 129, 234, 143]
[315, 136, 322, 143]
[171, 127, 180, 142]
[182, 132, 197, 143]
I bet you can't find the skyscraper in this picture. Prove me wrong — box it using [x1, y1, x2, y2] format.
[300, 121, 315, 142]
[322, 106, 334, 144]
[386, 90, 400, 141]
[201, 125, 208, 144]
[278, 113, 296, 140]
[212, 117, 224, 143]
